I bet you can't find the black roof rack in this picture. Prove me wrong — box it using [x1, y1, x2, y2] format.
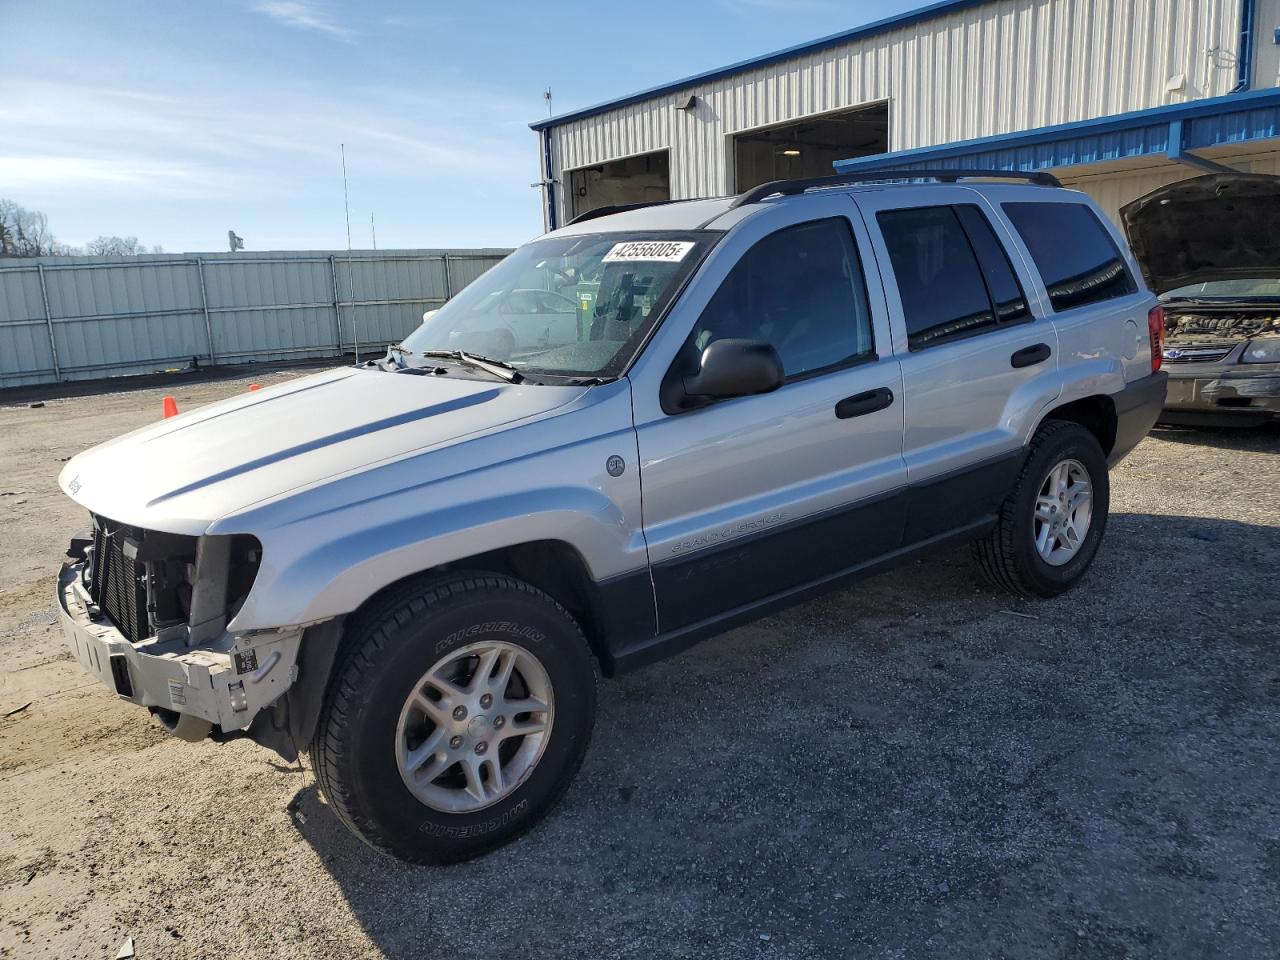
[566, 199, 685, 226]
[729, 168, 1062, 209]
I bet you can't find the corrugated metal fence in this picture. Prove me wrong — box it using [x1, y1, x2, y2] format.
[0, 247, 512, 388]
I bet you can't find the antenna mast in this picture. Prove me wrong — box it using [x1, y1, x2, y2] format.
[341, 143, 360, 363]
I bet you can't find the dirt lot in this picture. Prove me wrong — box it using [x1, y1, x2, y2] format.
[1, 368, 1278, 960]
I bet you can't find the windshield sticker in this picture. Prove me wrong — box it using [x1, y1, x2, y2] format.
[602, 241, 695, 264]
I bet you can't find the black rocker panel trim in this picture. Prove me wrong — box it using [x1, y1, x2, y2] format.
[600, 448, 1030, 673]
[589, 568, 660, 673]
[651, 488, 908, 633]
[900, 450, 1023, 545]
[610, 517, 996, 674]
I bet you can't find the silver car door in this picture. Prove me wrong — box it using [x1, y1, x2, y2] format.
[627, 193, 907, 634]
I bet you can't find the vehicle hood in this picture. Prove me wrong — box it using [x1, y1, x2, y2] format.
[1120, 173, 1280, 294]
[58, 366, 586, 534]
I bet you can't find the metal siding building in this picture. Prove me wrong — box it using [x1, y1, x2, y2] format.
[532, 0, 1278, 229]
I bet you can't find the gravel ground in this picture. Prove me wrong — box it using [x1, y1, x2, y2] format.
[1, 368, 1278, 960]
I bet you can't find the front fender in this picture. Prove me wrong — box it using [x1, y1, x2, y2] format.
[219, 382, 646, 631]
[229, 485, 642, 629]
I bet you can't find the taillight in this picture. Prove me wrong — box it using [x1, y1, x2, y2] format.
[1147, 305, 1165, 372]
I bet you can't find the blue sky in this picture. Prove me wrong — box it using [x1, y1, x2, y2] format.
[2, 0, 920, 253]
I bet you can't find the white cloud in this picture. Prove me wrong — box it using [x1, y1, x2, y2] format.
[0, 79, 533, 201]
[251, 0, 352, 40]
[0, 64, 543, 249]
[0, 156, 216, 194]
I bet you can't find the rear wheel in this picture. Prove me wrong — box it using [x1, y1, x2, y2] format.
[972, 420, 1110, 598]
[312, 573, 597, 864]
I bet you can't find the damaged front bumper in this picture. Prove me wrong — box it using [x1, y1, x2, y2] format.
[1163, 365, 1280, 423]
[57, 559, 303, 741]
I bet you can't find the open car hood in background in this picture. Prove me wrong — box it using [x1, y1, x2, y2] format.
[1120, 173, 1280, 294]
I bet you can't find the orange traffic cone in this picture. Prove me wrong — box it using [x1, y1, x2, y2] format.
[162, 396, 179, 419]
[249, 383, 261, 391]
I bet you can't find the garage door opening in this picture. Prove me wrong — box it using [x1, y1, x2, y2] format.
[733, 102, 889, 192]
[569, 150, 670, 220]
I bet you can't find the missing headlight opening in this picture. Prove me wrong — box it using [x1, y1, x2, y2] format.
[84, 514, 261, 646]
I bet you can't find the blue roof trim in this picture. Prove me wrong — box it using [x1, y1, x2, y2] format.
[1185, 101, 1280, 148]
[530, 0, 993, 131]
[832, 87, 1280, 174]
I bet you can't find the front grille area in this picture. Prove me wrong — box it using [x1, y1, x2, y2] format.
[1163, 345, 1232, 364]
[89, 517, 151, 644]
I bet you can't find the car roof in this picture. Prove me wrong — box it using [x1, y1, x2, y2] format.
[548, 177, 1075, 237]
[549, 197, 739, 236]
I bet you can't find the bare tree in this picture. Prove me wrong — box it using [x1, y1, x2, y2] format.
[84, 237, 166, 256]
[0, 199, 61, 257]
[85, 235, 145, 257]
[1, 200, 164, 257]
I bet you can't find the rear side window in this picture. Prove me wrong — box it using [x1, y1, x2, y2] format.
[1002, 202, 1136, 311]
[877, 205, 1030, 350]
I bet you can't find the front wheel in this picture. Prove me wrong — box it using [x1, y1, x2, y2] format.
[312, 573, 598, 864]
[972, 420, 1110, 598]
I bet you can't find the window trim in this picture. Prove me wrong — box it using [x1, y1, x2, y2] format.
[999, 200, 1137, 314]
[953, 204, 1036, 329]
[877, 203, 1037, 354]
[661, 215, 880, 414]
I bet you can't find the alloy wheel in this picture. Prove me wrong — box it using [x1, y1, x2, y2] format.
[1032, 457, 1093, 567]
[395, 640, 554, 813]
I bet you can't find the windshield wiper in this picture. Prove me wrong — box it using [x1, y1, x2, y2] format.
[416, 350, 524, 383]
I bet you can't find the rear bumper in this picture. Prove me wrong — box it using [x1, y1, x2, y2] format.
[1163, 365, 1280, 422]
[57, 560, 303, 737]
[1109, 371, 1168, 464]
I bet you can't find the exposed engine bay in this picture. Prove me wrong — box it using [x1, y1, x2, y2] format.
[1164, 308, 1280, 346]
[1155, 305, 1280, 424]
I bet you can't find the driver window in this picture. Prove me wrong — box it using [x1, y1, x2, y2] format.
[687, 218, 873, 379]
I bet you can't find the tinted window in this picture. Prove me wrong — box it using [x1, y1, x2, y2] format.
[877, 206, 997, 349]
[954, 205, 1032, 324]
[1003, 202, 1136, 310]
[689, 218, 873, 378]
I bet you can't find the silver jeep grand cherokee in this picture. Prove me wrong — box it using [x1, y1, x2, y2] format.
[55, 170, 1167, 863]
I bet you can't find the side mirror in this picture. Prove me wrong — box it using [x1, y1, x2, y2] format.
[683, 338, 784, 400]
